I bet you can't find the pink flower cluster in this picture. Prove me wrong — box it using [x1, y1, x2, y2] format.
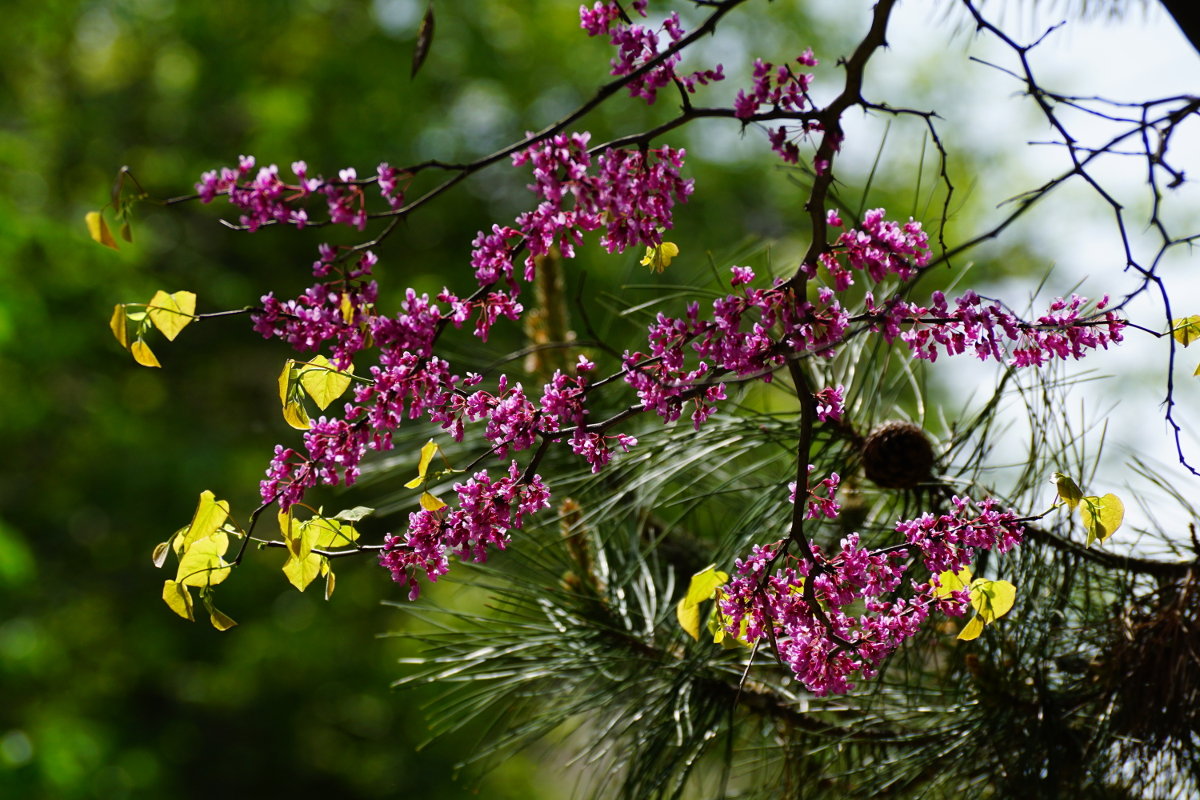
[733, 53, 820, 163]
[816, 209, 931, 288]
[790, 468, 842, 521]
[580, 2, 724, 104]
[623, 265, 854, 426]
[253, 279, 379, 368]
[471, 133, 694, 289]
[896, 495, 1025, 575]
[262, 417, 371, 511]
[379, 462, 551, 600]
[814, 384, 845, 422]
[195, 157, 405, 233]
[719, 495, 1024, 695]
[867, 290, 1126, 367]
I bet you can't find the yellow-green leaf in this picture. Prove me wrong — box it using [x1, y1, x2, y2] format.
[1080, 493, 1124, 546]
[969, 579, 1016, 623]
[1052, 472, 1083, 511]
[86, 211, 119, 250]
[277, 360, 312, 429]
[676, 596, 702, 641]
[298, 355, 353, 410]
[934, 566, 972, 599]
[957, 615, 986, 641]
[146, 290, 196, 342]
[707, 600, 753, 649]
[209, 607, 238, 631]
[278, 359, 296, 406]
[175, 532, 231, 587]
[334, 506, 375, 523]
[282, 400, 312, 430]
[1171, 315, 1200, 347]
[286, 517, 318, 561]
[283, 552, 322, 592]
[682, 564, 730, 608]
[110, 305, 129, 349]
[420, 491, 447, 512]
[130, 339, 161, 368]
[308, 517, 359, 549]
[640, 241, 679, 273]
[119, 221, 133, 243]
[162, 579, 194, 621]
[1194, 361, 1200, 377]
[405, 440, 440, 488]
[950, 578, 1016, 640]
[176, 491, 230, 558]
[277, 508, 294, 539]
[325, 567, 336, 600]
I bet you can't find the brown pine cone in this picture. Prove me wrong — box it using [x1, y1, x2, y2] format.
[861, 420, 936, 489]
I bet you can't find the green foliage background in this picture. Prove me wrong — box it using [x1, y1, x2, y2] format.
[0, 1, 666, 796]
[0, 1, 1056, 797]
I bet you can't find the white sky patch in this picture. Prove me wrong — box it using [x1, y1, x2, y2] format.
[798, 0, 1200, 548]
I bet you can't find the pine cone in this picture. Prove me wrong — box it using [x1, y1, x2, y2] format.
[861, 421, 935, 489]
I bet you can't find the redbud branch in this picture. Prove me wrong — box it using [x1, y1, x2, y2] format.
[229, 499, 277, 567]
[258, 539, 385, 559]
[791, 0, 900, 290]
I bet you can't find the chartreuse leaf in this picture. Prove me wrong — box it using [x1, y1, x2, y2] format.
[279, 511, 317, 561]
[971, 580, 1016, 621]
[683, 564, 729, 607]
[677, 601, 702, 641]
[420, 492, 447, 512]
[278, 360, 295, 406]
[706, 594, 753, 649]
[162, 579, 194, 621]
[176, 532, 231, 587]
[282, 397, 312, 430]
[405, 440, 441, 488]
[85, 211, 119, 250]
[175, 491, 231, 558]
[334, 506, 375, 523]
[308, 517, 359, 549]
[675, 565, 730, 641]
[1170, 316, 1200, 347]
[935, 568, 1016, 641]
[958, 615, 986, 641]
[325, 569, 336, 601]
[198, 590, 237, 631]
[146, 290, 196, 341]
[110, 305, 129, 349]
[933, 566, 972, 598]
[277, 359, 312, 430]
[130, 339, 161, 368]
[958, 579, 1016, 641]
[640, 241, 679, 273]
[283, 552, 323, 592]
[279, 512, 320, 591]
[298, 355, 353, 411]
[1080, 493, 1124, 546]
[1052, 472, 1083, 511]
[279, 513, 356, 593]
[208, 606, 237, 631]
